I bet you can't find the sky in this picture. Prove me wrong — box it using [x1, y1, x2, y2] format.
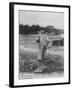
[19, 10, 64, 29]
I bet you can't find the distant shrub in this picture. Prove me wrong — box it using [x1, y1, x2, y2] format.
[19, 24, 63, 35]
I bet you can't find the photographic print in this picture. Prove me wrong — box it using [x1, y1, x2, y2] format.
[9, 2, 70, 87]
[19, 10, 64, 79]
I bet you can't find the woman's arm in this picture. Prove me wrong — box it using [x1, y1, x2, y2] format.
[36, 35, 40, 43]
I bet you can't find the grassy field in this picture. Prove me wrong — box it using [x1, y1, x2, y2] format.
[19, 35, 64, 79]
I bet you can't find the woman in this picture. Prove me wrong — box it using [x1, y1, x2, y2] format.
[36, 30, 49, 61]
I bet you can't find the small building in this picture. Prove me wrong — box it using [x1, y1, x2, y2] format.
[48, 34, 64, 47]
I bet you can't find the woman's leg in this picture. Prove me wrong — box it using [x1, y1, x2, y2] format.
[38, 46, 42, 60]
[42, 46, 46, 60]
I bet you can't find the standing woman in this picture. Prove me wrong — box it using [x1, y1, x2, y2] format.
[36, 30, 49, 61]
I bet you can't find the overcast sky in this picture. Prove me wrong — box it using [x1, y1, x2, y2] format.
[19, 10, 64, 29]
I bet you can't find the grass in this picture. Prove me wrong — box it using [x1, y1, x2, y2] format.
[19, 51, 64, 74]
[19, 35, 64, 74]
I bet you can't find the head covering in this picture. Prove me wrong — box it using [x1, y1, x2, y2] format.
[40, 29, 44, 34]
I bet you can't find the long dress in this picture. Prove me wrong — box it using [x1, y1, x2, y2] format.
[36, 33, 49, 60]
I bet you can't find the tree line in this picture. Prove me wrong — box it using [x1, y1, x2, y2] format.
[19, 24, 64, 35]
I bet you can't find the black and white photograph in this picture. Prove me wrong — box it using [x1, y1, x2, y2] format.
[19, 10, 64, 79]
[9, 2, 70, 87]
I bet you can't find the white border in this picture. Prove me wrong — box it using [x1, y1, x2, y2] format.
[14, 4, 69, 86]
